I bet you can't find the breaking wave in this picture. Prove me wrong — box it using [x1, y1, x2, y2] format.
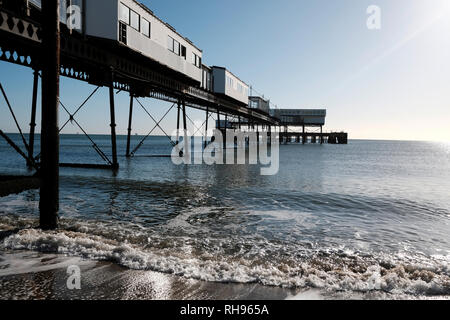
[1, 215, 449, 298]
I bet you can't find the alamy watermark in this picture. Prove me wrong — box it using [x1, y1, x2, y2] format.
[367, 5, 381, 30]
[63, 3, 82, 31]
[171, 129, 280, 176]
[66, 265, 81, 290]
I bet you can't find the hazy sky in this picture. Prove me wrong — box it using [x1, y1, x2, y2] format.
[0, 0, 449, 141]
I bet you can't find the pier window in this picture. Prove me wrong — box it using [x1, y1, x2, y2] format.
[168, 36, 181, 55]
[237, 83, 244, 94]
[192, 53, 201, 68]
[226, 76, 234, 88]
[174, 40, 180, 55]
[119, 3, 130, 25]
[120, 3, 139, 31]
[167, 36, 174, 52]
[130, 10, 140, 31]
[142, 18, 150, 38]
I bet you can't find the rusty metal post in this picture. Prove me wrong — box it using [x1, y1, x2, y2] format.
[39, 0, 60, 230]
[28, 69, 39, 167]
[109, 70, 118, 169]
[126, 92, 133, 157]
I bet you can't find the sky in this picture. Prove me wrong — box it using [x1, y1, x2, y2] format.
[0, 0, 449, 141]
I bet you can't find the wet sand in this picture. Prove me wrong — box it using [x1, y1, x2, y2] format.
[0, 250, 307, 300]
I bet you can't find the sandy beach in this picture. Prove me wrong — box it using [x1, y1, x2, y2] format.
[0, 250, 305, 300]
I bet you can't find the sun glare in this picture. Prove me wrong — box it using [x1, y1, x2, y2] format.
[440, 0, 450, 13]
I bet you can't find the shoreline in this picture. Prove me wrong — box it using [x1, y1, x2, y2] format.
[1, 249, 448, 300]
[0, 250, 305, 300]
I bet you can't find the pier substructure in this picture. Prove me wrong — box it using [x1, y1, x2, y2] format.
[277, 126, 348, 145]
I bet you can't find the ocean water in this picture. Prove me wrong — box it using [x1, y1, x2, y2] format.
[0, 133, 449, 299]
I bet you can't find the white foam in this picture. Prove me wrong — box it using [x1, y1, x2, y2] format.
[1, 227, 449, 298]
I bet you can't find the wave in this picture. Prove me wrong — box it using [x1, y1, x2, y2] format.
[1, 216, 449, 298]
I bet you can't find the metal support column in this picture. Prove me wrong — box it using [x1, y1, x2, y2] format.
[39, 0, 60, 230]
[126, 93, 134, 157]
[109, 70, 119, 169]
[217, 110, 220, 128]
[176, 100, 181, 145]
[204, 106, 209, 148]
[28, 69, 39, 167]
[302, 124, 306, 144]
[182, 99, 189, 159]
[320, 126, 323, 144]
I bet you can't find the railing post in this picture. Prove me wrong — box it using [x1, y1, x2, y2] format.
[39, 0, 60, 230]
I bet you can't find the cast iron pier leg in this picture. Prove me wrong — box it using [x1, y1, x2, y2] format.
[109, 70, 118, 170]
[204, 106, 209, 149]
[302, 124, 306, 144]
[39, 0, 60, 230]
[320, 125, 323, 144]
[126, 93, 133, 157]
[176, 100, 181, 145]
[28, 69, 39, 167]
[182, 99, 189, 160]
[217, 110, 220, 129]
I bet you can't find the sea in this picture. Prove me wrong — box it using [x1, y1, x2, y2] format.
[0, 133, 449, 299]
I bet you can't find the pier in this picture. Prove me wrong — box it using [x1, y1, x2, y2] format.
[0, 0, 348, 229]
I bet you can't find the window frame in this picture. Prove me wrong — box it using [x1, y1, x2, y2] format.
[141, 18, 151, 38]
[173, 40, 180, 55]
[167, 36, 174, 52]
[129, 9, 140, 31]
[168, 36, 181, 56]
[192, 53, 201, 68]
[119, 2, 130, 25]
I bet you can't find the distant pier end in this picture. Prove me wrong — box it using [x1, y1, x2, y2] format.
[274, 108, 347, 144]
[223, 107, 348, 145]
